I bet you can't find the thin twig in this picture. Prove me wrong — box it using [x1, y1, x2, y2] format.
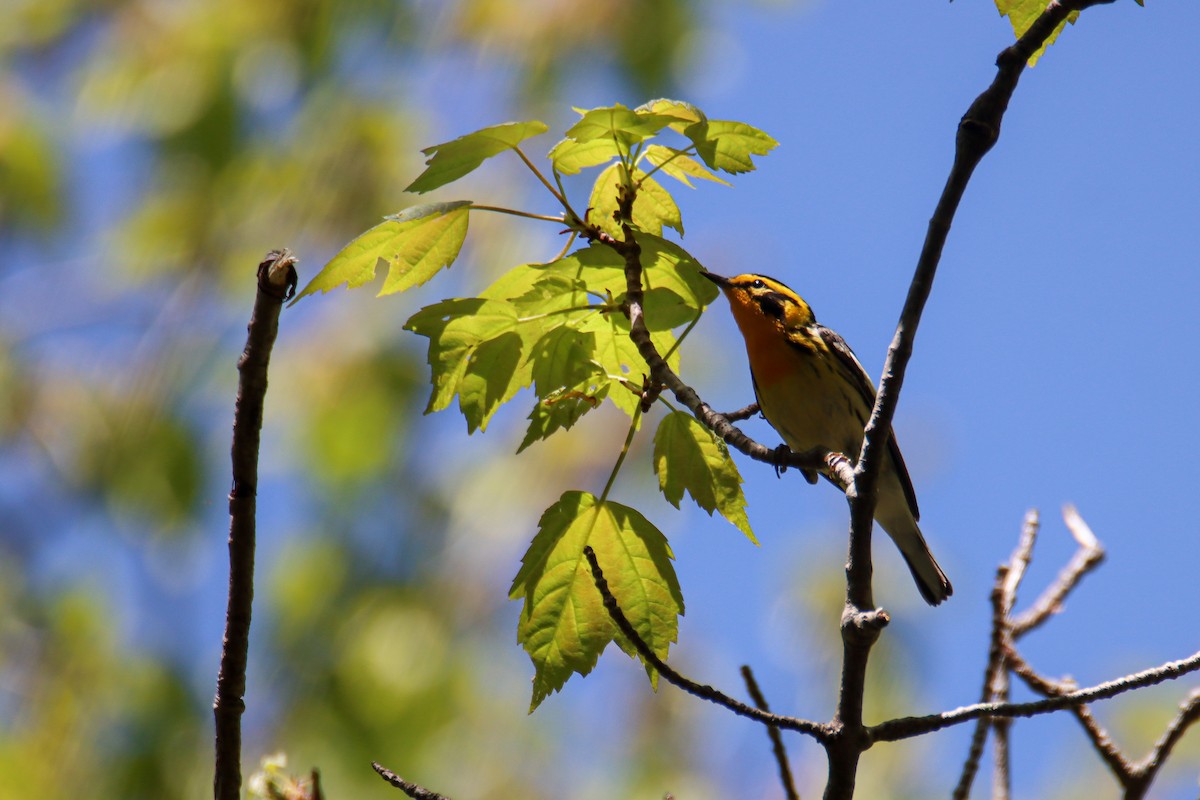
[1007, 641, 1200, 797]
[1011, 504, 1105, 636]
[952, 563, 1018, 800]
[372, 763, 453, 800]
[741, 665, 801, 800]
[583, 546, 832, 742]
[872, 650, 1200, 743]
[213, 250, 298, 800]
[718, 402, 760, 422]
[1129, 689, 1200, 791]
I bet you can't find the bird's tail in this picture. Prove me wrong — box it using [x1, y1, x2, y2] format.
[896, 530, 953, 606]
[876, 480, 953, 605]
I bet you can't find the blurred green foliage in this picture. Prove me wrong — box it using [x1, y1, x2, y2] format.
[0, 1, 776, 797]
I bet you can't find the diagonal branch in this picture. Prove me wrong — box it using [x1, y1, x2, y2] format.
[742, 665, 802, 800]
[1129, 689, 1200, 792]
[583, 546, 833, 743]
[1011, 503, 1105, 636]
[372, 762, 453, 800]
[829, 4, 1118, 796]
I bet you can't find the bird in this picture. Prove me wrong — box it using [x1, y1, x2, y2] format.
[701, 270, 952, 605]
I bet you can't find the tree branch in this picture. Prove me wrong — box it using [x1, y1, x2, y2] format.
[1130, 689, 1200, 795]
[742, 665, 802, 800]
[826, 2, 1122, 794]
[583, 546, 832, 742]
[372, 762, 453, 800]
[1011, 503, 1105, 636]
[871, 650, 1200, 743]
[213, 250, 298, 800]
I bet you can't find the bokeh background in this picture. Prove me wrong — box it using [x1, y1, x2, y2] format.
[2, 1, 1197, 797]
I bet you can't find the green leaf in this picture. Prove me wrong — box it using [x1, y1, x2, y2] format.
[643, 144, 732, 188]
[527, 327, 602, 399]
[579, 311, 678, 419]
[565, 104, 678, 147]
[994, 0, 1079, 66]
[404, 298, 533, 433]
[636, 233, 720, 315]
[587, 164, 683, 238]
[684, 120, 778, 174]
[294, 201, 470, 302]
[548, 137, 622, 175]
[510, 491, 683, 710]
[635, 174, 683, 236]
[406, 120, 549, 193]
[517, 385, 608, 453]
[635, 98, 707, 133]
[653, 412, 756, 542]
[506, 273, 593, 319]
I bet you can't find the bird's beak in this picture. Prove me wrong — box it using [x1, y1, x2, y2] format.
[700, 270, 732, 289]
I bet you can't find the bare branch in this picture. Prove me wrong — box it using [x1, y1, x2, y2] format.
[1011, 504, 1105, 636]
[742, 665, 801, 800]
[372, 763, 452, 800]
[718, 402, 760, 422]
[952, 562, 1020, 800]
[582, 546, 832, 742]
[872, 650, 1200, 743]
[214, 250, 297, 800]
[1130, 689, 1200, 791]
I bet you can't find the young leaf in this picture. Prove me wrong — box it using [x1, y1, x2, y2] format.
[293, 201, 470, 302]
[643, 144, 732, 188]
[565, 104, 678, 147]
[549, 137, 622, 175]
[636, 98, 707, 133]
[587, 163, 683, 239]
[995, 0, 1080, 65]
[653, 411, 756, 542]
[580, 311, 678, 419]
[404, 298, 534, 433]
[510, 491, 684, 710]
[637, 233, 720, 313]
[527, 327, 602, 399]
[406, 120, 549, 193]
[684, 120, 778, 175]
[518, 385, 608, 453]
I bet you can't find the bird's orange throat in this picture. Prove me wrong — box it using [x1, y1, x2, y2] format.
[723, 295, 798, 384]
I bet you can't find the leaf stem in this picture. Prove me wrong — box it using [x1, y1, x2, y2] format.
[469, 204, 567, 224]
[550, 230, 579, 262]
[637, 144, 699, 188]
[599, 407, 642, 503]
[517, 304, 609, 325]
[513, 146, 567, 206]
[552, 168, 583, 225]
[659, 310, 702, 363]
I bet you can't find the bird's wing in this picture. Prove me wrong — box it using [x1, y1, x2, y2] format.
[814, 324, 920, 521]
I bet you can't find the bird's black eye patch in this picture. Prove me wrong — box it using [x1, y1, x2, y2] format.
[751, 279, 766, 289]
[758, 291, 789, 320]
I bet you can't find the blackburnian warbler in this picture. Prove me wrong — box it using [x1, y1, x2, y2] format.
[702, 271, 952, 606]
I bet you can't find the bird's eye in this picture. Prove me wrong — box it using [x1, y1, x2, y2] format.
[751, 279, 765, 289]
